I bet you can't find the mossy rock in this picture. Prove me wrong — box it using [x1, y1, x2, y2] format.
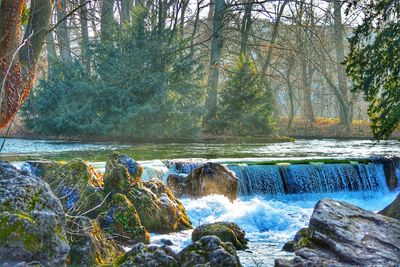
[117, 243, 179, 267]
[67, 217, 124, 266]
[192, 222, 248, 250]
[379, 193, 400, 220]
[41, 159, 105, 217]
[0, 162, 69, 266]
[177, 236, 241, 267]
[104, 153, 143, 194]
[98, 193, 150, 244]
[126, 179, 192, 233]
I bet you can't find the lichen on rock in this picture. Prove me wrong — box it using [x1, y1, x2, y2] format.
[192, 222, 248, 250]
[0, 161, 69, 266]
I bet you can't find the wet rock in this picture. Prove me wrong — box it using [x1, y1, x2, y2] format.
[67, 217, 124, 266]
[0, 161, 69, 266]
[380, 193, 400, 220]
[166, 174, 187, 197]
[178, 235, 241, 267]
[117, 243, 179, 267]
[169, 162, 238, 201]
[192, 222, 248, 250]
[41, 159, 104, 218]
[276, 199, 400, 266]
[104, 153, 143, 194]
[127, 179, 192, 233]
[97, 193, 150, 244]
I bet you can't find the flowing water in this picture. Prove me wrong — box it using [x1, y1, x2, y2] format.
[3, 138, 400, 266]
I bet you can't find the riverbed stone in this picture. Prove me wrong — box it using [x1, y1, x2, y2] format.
[104, 153, 143, 194]
[67, 216, 124, 266]
[126, 179, 192, 233]
[276, 198, 400, 266]
[178, 235, 242, 267]
[117, 243, 179, 267]
[0, 161, 69, 266]
[168, 162, 238, 201]
[40, 159, 104, 217]
[192, 222, 248, 250]
[379, 192, 400, 220]
[97, 193, 150, 244]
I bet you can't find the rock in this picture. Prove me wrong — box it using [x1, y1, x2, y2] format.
[166, 174, 187, 197]
[372, 156, 400, 190]
[127, 179, 192, 233]
[104, 153, 143, 194]
[178, 235, 241, 267]
[169, 162, 238, 201]
[379, 193, 400, 220]
[0, 161, 69, 266]
[41, 159, 104, 217]
[117, 243, 179, 267]
[97, 193, 150, 244]
[67, 217, 124, 266]
[192, 222, 248, 250]
[275, 199, 400, 266]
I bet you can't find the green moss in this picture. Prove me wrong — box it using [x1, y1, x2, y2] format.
[0, 215, 42, 254]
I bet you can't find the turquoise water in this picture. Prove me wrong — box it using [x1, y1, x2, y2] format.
[1, 138, 400, 161]
[5, 138, 400, 266]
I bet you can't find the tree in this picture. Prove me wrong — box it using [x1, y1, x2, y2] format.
[346, 0, 400, 139]
[0, 0, 51, 129]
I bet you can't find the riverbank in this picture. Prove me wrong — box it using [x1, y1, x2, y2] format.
[3, 115, 400, 142]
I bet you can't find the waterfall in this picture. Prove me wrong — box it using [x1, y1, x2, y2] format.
[227, 162, 388, 195]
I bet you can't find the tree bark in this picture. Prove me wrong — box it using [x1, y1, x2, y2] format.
[80, 0, 90, 72]
[0, 0, 52, 129]
[203, 0, 225, 126]
[101, 0, 115, 43]
[333, 0, 351, 131]
[56, 0, 71, 61]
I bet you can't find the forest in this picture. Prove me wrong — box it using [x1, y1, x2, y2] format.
[1, 0, 396, 141]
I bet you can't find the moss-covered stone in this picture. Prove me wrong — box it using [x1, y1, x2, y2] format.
[117, 243, 179, 267]
[98, 193, 150, 244]
[192, 222, 248, 250]
[41, 159, 105, 217]
[127, 179, 192, 233]
[379, 193, 400, 220]
[104, 153, 143, 194]
[67, 217, 124, 266]
[0, 161, 69, 266]
[178, 235, 241, 267]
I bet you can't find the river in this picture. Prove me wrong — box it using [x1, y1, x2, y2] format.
[2, 138, 399, 266]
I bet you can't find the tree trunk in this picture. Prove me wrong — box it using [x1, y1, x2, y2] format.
[56, 0, 71, 61]
[80, 0, 90, 72]
[121, 0, 133, 23]
[333, 0, 351, 131]
[239, 1, 252, 55]
[101, 0, 115, 43]
[203, 0, 225, 126]
[0, 0, 52, 129]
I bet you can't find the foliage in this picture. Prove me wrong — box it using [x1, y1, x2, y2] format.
[345, 0, 400, 139]
[22, 6, 204, 140]
[211, 56, 275, 135]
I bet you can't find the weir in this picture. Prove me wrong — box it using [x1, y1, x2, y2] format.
[167, 157, 400, 195]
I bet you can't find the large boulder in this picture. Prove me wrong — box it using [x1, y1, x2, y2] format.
[127, 179, 192, 233]
[104, 153, 143, 194]
[0, 161, 70, 266]
[276, 199, 400, 266]
[98, 193, 150, 244]
[117, 243, 179, 267]
[167, 162, 238, 201]
[117, 236, 242, 267]
[41, 159, 104, 218]
[379, 193, 400, 220]
[67, 217, 124, 266]
[192, 222, 248, 250]
[103, 153, 192, 233]
[178, 236, 242, 267]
